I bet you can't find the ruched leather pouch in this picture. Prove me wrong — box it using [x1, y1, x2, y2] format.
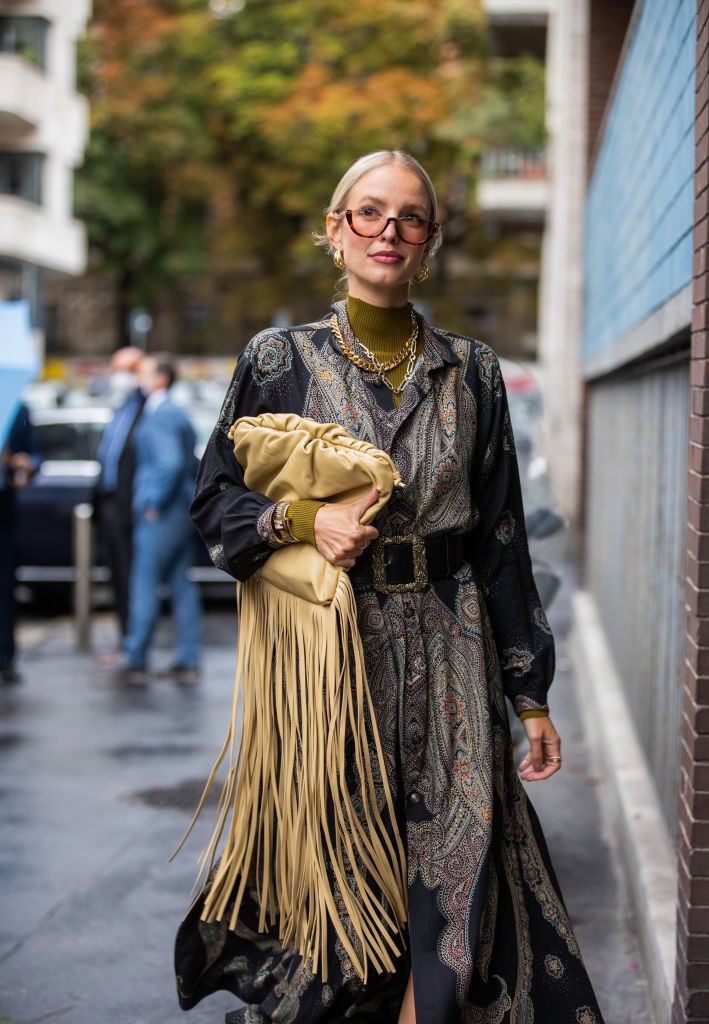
[229, 413, 403, 604]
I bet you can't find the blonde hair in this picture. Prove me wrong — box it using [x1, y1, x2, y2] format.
[314, 150, 443, 259]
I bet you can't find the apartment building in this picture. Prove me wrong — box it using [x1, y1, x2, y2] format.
[0, 0, 90, 343]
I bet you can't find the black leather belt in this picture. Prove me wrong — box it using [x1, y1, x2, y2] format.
[352, 533, 468, 594]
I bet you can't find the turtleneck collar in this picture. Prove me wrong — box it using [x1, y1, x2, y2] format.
[346, 295, 413, 355]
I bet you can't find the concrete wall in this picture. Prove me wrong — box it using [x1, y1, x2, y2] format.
[586, 359, 690, 834]
[536, 0, 589, 523]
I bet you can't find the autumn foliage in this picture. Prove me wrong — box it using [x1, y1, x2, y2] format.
[77, 0, 494, 347]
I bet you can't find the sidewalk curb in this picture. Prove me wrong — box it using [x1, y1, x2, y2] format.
[571, 590, 676, 1024]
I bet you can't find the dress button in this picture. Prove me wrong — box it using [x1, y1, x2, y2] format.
[404, 605, 415, 619]
[409, 790, 421, 804]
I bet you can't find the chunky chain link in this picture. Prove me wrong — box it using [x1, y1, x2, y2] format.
[330, 311, 420, 396]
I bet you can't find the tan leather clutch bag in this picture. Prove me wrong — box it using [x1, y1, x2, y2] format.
[229, 413, 404, 604]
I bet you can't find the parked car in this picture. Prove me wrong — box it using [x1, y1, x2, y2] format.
[16, 406, 113, 586]
[15, 404, 230, 596]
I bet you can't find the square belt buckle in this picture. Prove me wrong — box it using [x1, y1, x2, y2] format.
[371, 534, 428, 594]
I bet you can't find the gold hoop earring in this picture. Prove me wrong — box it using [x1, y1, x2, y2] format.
[333, 250, 346, 271]
[413, 262, 429, 283]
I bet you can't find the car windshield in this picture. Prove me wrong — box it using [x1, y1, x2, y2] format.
[35, 421, 105, 461]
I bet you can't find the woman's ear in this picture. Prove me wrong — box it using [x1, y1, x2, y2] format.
[326, 212, 342, 251]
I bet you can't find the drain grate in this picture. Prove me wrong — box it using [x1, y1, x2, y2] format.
[125, 777, 220, 811]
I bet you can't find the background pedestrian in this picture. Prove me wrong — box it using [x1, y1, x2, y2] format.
[94, 346, 145, 662]
[0, 402, 40, 684]
[113, 353, 202, 686]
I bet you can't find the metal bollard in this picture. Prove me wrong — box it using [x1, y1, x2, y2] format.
[73, 503, 94, 651]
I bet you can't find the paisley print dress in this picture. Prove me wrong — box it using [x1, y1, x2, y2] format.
[174, 302, 605, 1024]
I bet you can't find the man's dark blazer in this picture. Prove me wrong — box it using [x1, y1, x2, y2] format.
[96, 389, 145, 522]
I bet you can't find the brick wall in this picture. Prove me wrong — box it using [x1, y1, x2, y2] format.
[675, 2, 709, 1019]
[587, 0, 634, 171]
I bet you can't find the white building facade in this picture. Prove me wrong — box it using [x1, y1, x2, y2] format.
[0, 0, 90, 334]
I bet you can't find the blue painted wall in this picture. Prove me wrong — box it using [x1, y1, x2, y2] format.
[583, 0, 696, 362]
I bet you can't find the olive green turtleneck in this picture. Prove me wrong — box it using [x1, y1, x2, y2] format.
[288, 296, 423, 545]
[345, 295, 421, 398]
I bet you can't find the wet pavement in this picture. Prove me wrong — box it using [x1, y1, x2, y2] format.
[0, 577, 654, 1024]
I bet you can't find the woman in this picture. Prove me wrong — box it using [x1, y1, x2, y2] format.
[175, 150, 605, 1024]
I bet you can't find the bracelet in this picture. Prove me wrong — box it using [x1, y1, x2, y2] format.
[282, 504, 296, 543]
[271, 501, 296, 545]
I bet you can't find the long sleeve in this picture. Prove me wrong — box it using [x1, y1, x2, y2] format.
[190, 349, 275, 581]
[466, 347, 554, 715]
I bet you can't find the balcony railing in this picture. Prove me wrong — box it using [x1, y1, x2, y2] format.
[479, 148, 546, 179]
[477, 148, 548, 219]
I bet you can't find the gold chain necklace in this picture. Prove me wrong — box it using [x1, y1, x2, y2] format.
[330, 311, 420, 396]
[330, 309, 417, 371]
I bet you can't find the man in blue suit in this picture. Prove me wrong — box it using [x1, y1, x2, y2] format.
[117, 354, 202, 685]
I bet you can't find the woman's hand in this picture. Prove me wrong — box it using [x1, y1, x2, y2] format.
[518, 715, 562, 782]
[313, 486, 380, 568]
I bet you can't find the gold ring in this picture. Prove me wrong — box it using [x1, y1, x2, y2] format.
[546, 755, 562, 764]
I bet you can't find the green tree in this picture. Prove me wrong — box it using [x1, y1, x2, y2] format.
[475, 54, 547, 151]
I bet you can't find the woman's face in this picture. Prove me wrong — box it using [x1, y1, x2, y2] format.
[326, 162, 433, 307]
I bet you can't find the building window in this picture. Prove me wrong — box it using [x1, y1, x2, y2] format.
[0, 258, 41, 328]
[0, 152, 44, 204]
[0, 16, 48, 70]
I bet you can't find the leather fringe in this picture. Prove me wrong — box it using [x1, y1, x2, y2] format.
[172, 571, 408, 982]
